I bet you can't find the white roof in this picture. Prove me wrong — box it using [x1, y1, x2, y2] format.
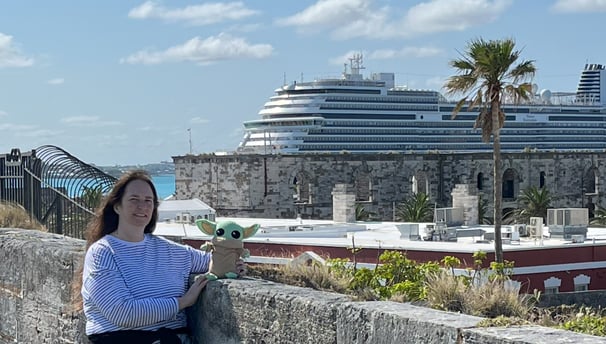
[158, 198, 215, 213]
[153, 217, 606, 254]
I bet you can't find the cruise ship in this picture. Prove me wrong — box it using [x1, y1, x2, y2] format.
[237, 54, 606, 155]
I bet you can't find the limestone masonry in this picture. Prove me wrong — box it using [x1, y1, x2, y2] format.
[173, 151, 605, 219]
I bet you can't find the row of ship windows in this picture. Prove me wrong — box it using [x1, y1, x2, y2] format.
[321, 120, 606, 128]
[267, 98, 604, 114]
[299, 136, 606, 143]
[311, 129, 606, 135]
[249, 136, 606, 148]
[294, 143, 606, 150]
[320, 103, 438, 111]
[325, 96, 439, 104]
[262, 113, 606, 128]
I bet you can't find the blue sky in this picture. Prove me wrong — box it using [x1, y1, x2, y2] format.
[1, 0, 605, 166]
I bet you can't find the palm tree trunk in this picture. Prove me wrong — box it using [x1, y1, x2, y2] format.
[492, 103, 504, 264]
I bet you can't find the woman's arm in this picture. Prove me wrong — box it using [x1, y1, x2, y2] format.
[187, 245, 211, 274]
[84, 245, 180, 328]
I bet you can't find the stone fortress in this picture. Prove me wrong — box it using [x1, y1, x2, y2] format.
[172, 151, 605, 221]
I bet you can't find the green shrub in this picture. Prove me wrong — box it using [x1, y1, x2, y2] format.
[561, 306, 606, 336]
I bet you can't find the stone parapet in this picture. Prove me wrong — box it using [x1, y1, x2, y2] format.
[2, 229, 606, 343]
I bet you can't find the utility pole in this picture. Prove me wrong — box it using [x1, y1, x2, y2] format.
[187, 128, 192, 154]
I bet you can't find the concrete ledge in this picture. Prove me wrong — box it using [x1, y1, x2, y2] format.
[0, 228, 86, 343]
[462, 326, 606, 344]
[2, 229, 606, 344]
[189, 278, 350, 344]
[336, 301, 484, 343]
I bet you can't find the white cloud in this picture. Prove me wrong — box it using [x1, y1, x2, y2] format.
[276, 0, 388, 39]
[60, 116, 122, 127]
[0, 123, 36, 131]
[121, 34, 273, 65]
[47, 78, 65, 85]
[330, 46, 442, 65]
[0, 33, 34, 68]
[403, 0, 512, 35]
[0, 110, 7, 117]
[16, 128, 64, 138]
[551, 0, 606, 12]
[368, 47, 443, 59]
[128, 1, 259, 25]
[190, 117, 209, 124]
[277, 0, 512, 39]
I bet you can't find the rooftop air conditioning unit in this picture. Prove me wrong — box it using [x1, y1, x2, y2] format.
[514, 224, 527, 237]
[434, 207, 464, 226]
[527, 217, 543, 238]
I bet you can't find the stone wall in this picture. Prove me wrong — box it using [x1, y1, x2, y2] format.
[173, 152, 606, 220]
[0, 228, 86, 343]
[2, 229, 606, 344]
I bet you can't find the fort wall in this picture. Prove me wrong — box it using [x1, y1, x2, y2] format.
[173, 152, 606, 220]
[2, 229, 606, 343]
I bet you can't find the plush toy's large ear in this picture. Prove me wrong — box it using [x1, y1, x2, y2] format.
[242, 224, 260, 239]
[196, 219, 217, 236]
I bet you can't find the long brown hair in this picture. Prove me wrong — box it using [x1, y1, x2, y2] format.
[71, 170, 160, 311]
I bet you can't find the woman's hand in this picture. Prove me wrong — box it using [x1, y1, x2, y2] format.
[235, 259, 248, 277]
[177, 275, 208, 310]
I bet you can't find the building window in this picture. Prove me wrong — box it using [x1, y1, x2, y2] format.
[293, 172, 311, 203]
[355, 172, 371, 202]
[502, 168, 518, 199]
[583, 168, 598, 194]
[543, 276, 561, 294]
[412, 172, 428, 195]
[573, 274, 591, 292]
[539, 171, 545, 188]
[477, 172, 484, 190]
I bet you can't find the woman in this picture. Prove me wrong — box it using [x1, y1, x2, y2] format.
[74, 170, 237, 343]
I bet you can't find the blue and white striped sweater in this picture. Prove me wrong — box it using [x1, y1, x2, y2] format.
[82, 234, 210, 335]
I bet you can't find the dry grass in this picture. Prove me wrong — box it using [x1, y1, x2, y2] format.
[425, 270, 531, 319]
[0, 201, 46, 231]
[248, 262, 351, 295]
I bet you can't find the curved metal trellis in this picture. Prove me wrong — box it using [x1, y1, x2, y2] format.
[1, 145, 119, 239]
[32, 145, 117, 238]
[35, 144, 117, 199]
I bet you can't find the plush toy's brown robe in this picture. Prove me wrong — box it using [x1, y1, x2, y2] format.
[207, 237, 246, 278]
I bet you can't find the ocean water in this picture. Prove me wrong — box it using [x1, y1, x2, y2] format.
[46, 174, 176, 199]
[153, 174, 176, 199]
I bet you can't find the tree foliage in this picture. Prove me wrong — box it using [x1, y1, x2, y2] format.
[506, 186, 552, 224]
[395, 192, 434, 222]
[444, 38, 536, 263]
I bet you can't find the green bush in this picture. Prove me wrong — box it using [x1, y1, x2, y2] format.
[561, 307, 606, 336]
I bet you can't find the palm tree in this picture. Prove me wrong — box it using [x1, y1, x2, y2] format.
[506, 186, 552, 224]
[82, 185, 104, 211]
[396, 192, 434, 222]
[590, 206, 606, 227]
[444, 38, 536, 263]
[478, 195, 493, 225]
[355, 203, 376, 221]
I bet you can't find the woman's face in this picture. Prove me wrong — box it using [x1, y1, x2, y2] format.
[115, 179, 155, 229]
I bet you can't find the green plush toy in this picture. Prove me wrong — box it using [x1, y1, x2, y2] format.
[195, 219, 259, 280]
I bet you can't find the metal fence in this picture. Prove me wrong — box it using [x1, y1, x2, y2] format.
[0, 145, 117, 239]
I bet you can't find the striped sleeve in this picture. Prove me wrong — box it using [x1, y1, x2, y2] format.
[83, 244, 180, 328]
[187, 245, 211, 274]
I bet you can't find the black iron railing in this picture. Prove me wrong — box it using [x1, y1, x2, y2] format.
[0, 145, 117, 239]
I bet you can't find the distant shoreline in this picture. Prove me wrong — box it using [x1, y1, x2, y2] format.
[96, 162, 174, 178]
